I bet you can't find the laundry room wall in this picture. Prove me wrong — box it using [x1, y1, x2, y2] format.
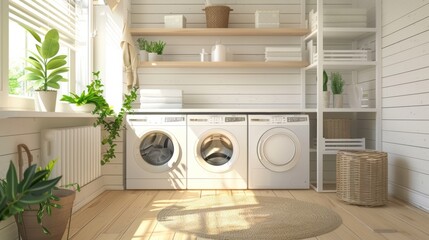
[381, 0, 429, 211]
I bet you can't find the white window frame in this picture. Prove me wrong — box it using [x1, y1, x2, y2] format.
[0, 0, 93, 111]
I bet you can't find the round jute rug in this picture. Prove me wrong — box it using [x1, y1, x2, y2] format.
[157, 195, 342, 240]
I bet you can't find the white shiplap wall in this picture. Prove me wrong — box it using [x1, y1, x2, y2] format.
[382, 0, 429, 211]
[132, 0, 306, 109]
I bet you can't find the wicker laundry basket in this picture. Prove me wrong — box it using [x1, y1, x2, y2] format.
[203, 5, 233, 28]
[336, 150, 388, 206]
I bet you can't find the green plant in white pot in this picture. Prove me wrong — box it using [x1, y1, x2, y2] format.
[137, 38, 148, 62]
[330, 72, 344, 108]
[146, 40, 166, 61]
[19, 26, 68, 112]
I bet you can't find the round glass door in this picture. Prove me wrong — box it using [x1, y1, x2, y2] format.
[134, 130, 180, 173]
[200, 134, 233, 166]
[258, 128, 301, 172]
[139, 132, 174, 166]
[195, 130, 239, 173]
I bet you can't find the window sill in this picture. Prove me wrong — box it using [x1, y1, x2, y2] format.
[0, 110, 97, 119]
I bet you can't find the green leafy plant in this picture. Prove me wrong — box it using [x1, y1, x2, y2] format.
[136, 38, 148, 51]
[60, 73, 106, 108]
[19, 26, 68, 91]
[330, 72, 344, 94]
[0, 161, 61, 225]
[63, 71, 138, 165]
[146, 40, 166, 54]
[323, 70, 328, 91]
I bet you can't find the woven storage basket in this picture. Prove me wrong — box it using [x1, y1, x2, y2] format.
[336, 150, 388, 206]
[324, 118, 351, 139]
[203, 5, 233, 28]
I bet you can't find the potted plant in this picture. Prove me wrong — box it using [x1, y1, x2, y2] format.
[146, 40, 166, 61]
[322, 70, 330, 108]
[63, 71, 138, 165]
[19, 26, 68, 112]
[0, 144, 78, 240]
[60, 72, 106, 113]
[137, 38, 148, 62]
[330, 72, 345, 108]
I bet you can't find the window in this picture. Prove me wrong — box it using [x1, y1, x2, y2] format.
[0, 0, 91, 110]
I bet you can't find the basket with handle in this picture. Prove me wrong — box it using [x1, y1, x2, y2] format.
[203, 5, 233, 28]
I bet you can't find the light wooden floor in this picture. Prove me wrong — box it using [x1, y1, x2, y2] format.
[66, 190, 429, 240]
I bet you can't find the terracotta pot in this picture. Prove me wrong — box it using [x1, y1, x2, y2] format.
[34, 91, 57, 112]
[15, 189, 76, 240]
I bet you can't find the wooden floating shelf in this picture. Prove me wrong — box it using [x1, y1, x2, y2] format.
[139, 61, 309, 68]
[130, 28, 309, 36]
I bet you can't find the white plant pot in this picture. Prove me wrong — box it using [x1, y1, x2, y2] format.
[333, 94, 343, 108]
[322, 91, 330, 108]
[34, 91, 57, 112]
[70, 103, 96, 113]
[139, 50, 148, 62]
[148, 52, 160, 62]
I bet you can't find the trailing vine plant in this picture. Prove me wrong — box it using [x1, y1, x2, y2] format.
[82, 71, 137, 165]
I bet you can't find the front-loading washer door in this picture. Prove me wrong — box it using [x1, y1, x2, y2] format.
[257, 127, 301, 172]
[195, 129, 239, 173]
[134, 130, 180, 173]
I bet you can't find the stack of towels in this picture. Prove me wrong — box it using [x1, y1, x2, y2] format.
[139, 89, 183, 109]
[265, 47, 302, 62]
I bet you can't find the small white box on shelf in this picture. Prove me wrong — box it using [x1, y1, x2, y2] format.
[255, 10, 279, 28]
[164, 15, 187, 28]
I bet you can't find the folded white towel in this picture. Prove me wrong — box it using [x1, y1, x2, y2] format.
[140, 96, 183, 103]
[140, 89, 183, 97]
[140, 103, 183, 109]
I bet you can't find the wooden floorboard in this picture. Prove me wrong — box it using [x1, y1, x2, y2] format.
[66, 190, 429, 240]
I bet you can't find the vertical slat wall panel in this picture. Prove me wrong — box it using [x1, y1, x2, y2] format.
[382, 1, 429, 211]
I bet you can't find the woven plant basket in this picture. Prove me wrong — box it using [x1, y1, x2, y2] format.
[203, 5, 233, 28]
[336, 150, 388, 206]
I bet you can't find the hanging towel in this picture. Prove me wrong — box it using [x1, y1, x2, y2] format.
[120, 22, 139, 90]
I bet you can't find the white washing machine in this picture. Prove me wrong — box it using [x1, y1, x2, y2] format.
[248, 115, 309, 189]
[187, 114, 247, 189]
[126, 114, 187, 189]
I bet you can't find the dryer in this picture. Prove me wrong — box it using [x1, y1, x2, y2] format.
[248, 115, 309, 189]
[126, 114, 186, 189]
[187, 114, 247, 189]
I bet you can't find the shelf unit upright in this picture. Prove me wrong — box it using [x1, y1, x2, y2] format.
[307, 0, 382, 192]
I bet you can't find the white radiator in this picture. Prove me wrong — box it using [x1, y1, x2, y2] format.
[41, 125, 101, 187]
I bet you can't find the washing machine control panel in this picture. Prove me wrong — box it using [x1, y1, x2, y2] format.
[188, 115, 247, 125]
[249, 115, 308, 125]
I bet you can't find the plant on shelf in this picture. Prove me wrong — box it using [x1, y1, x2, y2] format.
[63, 71, 138, 165]
[60, 73, 106, 113]
[322, 70, 330, 108]
[19, 26, 68, 112]
[137, 38, 148, 51]
[146, 40, 167, 61]
[323, 70, 328, 92]
[136, 38, 148, 62]
[330, 72, 345, 108]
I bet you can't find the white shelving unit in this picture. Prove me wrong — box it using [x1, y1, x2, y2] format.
[305, 0, 382, 192]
